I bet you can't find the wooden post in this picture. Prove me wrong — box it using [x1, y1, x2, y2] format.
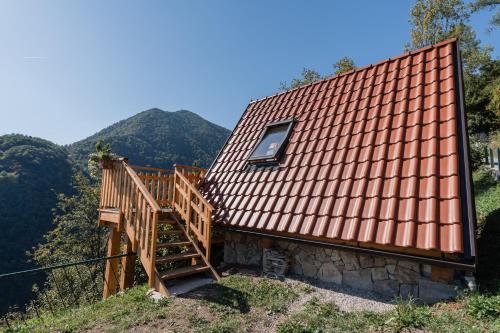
[119, 235, 135, 291]
[490, 148, 495, 168]
[103, 227, 121, 299]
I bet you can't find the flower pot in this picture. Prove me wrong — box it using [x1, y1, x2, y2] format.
[99, 159, 114, 169]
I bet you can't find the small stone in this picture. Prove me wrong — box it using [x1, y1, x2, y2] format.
[372, 267, 388, 281]
[341, 251, 361, 271]
[373, 257, 386, 267]
[373, 280, 399, 296]
[324, 248, 333, 256]
[400, 284, 418, 299]
[318, 262, 342, 284]
[394, 266, 420, 283]
[398, 260, 420, 272]
[359, 255, 375, 268]
[418, 279, 460, 304]
[288, 243, 298, 251]
[343, 269, 373, 291]
[386, 265, 396, 274]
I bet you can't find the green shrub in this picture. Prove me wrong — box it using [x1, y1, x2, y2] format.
[467, 294, 500, 319]
[469, 135, 488, 171]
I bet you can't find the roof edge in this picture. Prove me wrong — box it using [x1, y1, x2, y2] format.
[249, 38, 458, 105]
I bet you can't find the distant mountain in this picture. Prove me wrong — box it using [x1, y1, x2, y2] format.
[0, 134, 73, 312]
[68, 108, 231, 170]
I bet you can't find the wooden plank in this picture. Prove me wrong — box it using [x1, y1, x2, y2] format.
[158, 265, 209, 281]
[119, 236, 135, 291]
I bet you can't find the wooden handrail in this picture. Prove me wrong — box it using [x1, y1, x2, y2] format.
[130, 165, 174, 173]
[173, 168, 213, 260]
[175, 170, 214, 211]
[123, 164, 162, 212]
[173, 164, 207, 172]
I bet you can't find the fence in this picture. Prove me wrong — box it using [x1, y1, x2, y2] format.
[0, 253, 134, 331]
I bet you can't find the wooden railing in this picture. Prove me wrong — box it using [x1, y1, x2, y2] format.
[131, 165, 175, 208]
[173, 165, 214, 260]
[100, 160, 159, 287]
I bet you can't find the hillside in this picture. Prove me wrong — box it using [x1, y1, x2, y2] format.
[68, 108, 231, 170]
[0, 134, 73, 313]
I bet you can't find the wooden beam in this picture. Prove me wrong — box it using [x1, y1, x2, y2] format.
[119, 235, 136, 291]
[103, 227, 121, 299]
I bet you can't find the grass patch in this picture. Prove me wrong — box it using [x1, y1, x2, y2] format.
[3, 285, 172, 333]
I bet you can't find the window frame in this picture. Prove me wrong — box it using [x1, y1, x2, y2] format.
[246, 118, 296, 164]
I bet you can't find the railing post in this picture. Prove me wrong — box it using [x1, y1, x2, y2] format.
[149, 212, 159, 288]
[119, 235, 135, 291]
[206, 214, 212, 262]
[186, 188, 192, 234]
[103, 227, 121, 299]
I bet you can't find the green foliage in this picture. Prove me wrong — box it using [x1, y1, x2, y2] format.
[466, 293, 500, 319]
[209, 275, 299, 314]
[280, 68, 322, 91]
[0, 134, 73, 314]
[333, 57, 356, 75]
[68, 108, 230, 171]
[469, 135, 488, 170]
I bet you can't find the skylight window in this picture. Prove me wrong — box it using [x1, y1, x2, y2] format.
[247, 119, 294, 164]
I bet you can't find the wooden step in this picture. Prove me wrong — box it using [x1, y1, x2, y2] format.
[158, 229, 183, 236]
[157, 241, 192, 249]
[159, 265, 209, 281]
[156, 252, 200, 264]
[158, 219, 177, 225]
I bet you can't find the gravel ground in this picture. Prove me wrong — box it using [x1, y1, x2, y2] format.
[283, 275, 396, 313]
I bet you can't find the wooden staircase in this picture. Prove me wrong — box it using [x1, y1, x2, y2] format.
[98, 159, 219, 298]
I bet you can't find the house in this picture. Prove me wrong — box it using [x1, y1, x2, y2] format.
[200, 38, 477, 302]
[98, 38, 476, 303]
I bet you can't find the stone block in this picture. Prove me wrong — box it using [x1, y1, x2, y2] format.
[418, 279, 460, 304]
[373, 279, 399, 296]
[400, 284, 418, 299]
[318, 262, 342, 284]
[331, 250, 341, 261]
[386, 264, 396, 274]
[340, 251, 361, 270]
[394, 266, 420, 283]
[398, 260, 420, 272]
[372, 267, 388, 281]
[315, 248, 327, 262]
[359, 255, 375, 268]
[343, 269, 373, 291]
[373, 256, 386, 267]
[224, 243, 236, 263]
[421, 264, 432, 278]
[302, 260, 318, 278]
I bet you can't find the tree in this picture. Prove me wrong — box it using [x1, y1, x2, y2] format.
[472, 0, 500, 29]
[407, 0, 492, 78]
[407, 0, 498, 135]
[333, 57, 356, 75]
[280, 68, 322, 91]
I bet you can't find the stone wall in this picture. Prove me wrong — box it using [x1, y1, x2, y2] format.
[223, 232, 464, 303]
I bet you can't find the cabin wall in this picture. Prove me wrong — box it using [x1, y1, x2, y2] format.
[223, 232, 464, 303]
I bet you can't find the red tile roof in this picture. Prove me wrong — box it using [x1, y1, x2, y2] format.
[202, 39, 476, 258]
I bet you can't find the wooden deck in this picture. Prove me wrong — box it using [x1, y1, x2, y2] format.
[98, 159, 219, 298]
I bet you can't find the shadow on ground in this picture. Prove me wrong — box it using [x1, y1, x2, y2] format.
[181, 283, 250, 313]
[476, 207, 500, 293]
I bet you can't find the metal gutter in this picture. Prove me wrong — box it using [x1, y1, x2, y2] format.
[218, 226, 476, 271]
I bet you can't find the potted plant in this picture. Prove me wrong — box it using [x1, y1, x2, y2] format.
[89, 139, 116, 170]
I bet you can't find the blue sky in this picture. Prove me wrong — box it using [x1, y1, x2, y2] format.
[0, 1, 498, 145]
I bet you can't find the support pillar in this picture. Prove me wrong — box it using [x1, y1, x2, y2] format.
[103, 227, 121, 299]
[119, 235, 136, 291]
